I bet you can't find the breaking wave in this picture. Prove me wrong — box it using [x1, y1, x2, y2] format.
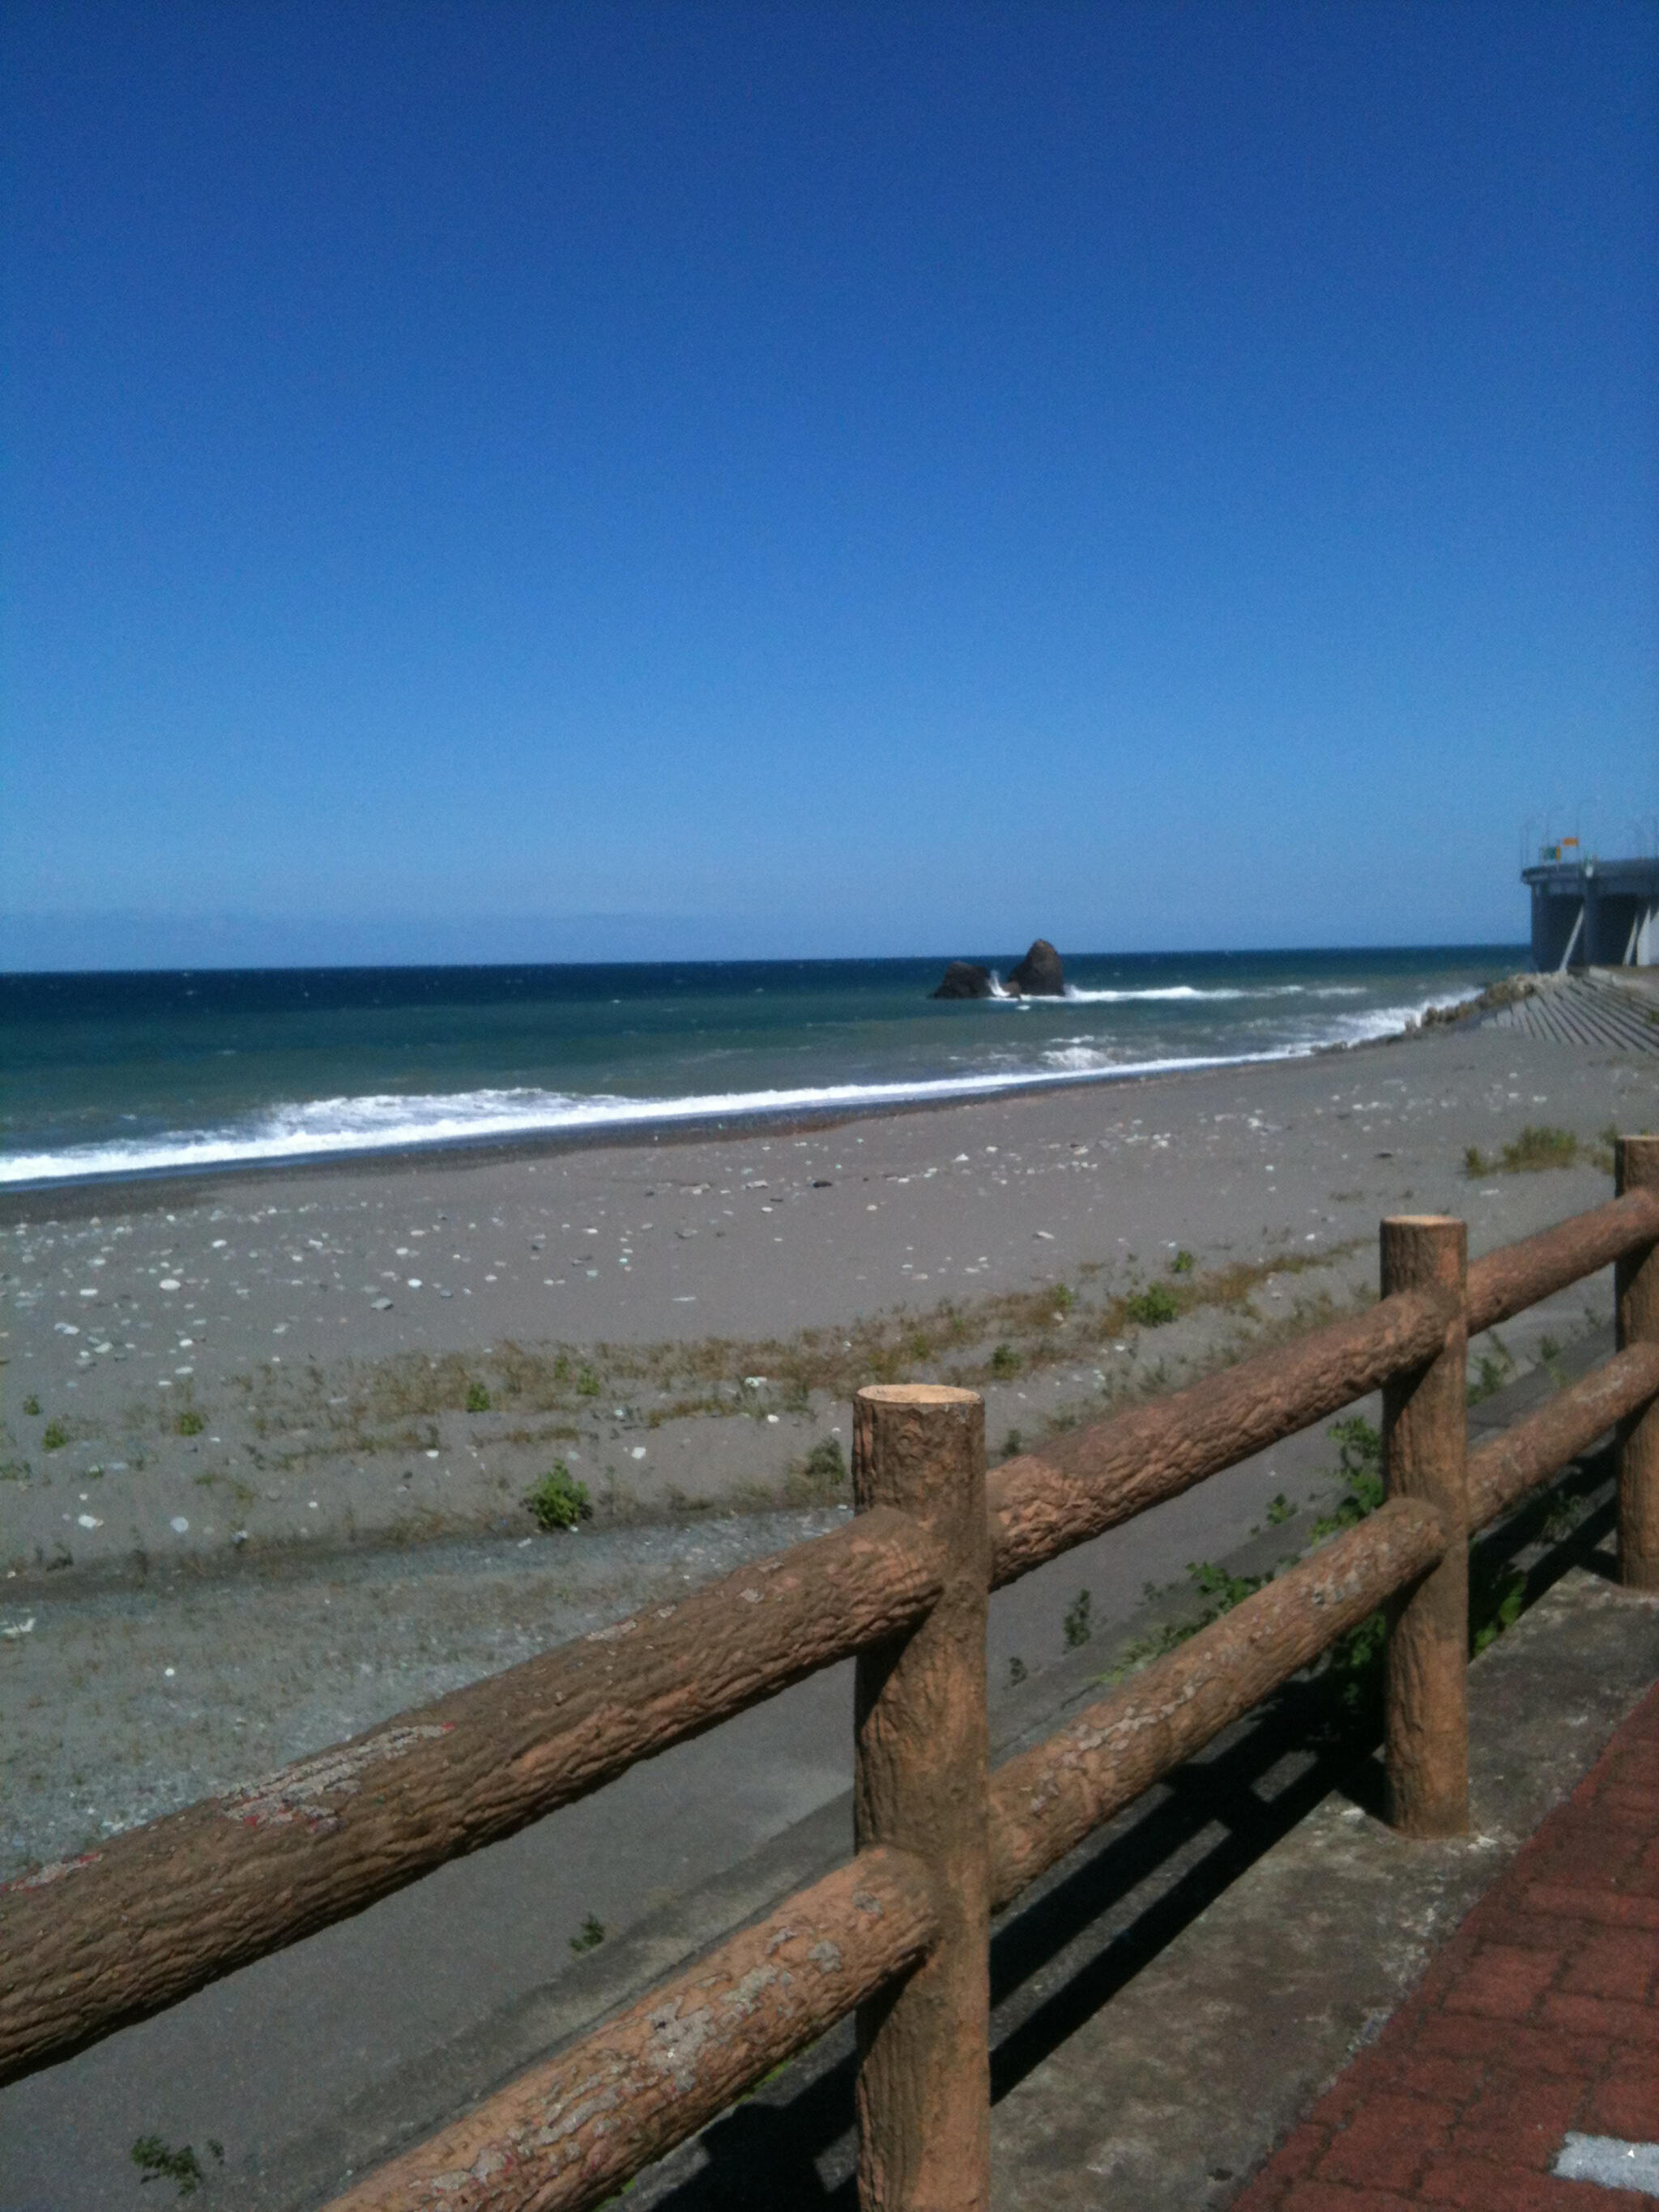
[1051, 982, 1369, 1004]
[0, 1051, 1305, 1186]
[0, 984, 1482, 1189]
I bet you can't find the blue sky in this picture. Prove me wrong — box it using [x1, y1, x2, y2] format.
[2, 1, 1655, 968]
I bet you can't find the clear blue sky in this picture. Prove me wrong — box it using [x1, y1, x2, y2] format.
[2, 1, 1655, 968]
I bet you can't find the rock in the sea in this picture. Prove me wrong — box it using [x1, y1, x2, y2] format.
[932, 961, 996, 1000]
[1006, 939, 1065, 996]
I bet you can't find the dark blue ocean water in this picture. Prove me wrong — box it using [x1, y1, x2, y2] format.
[0, 947, 1523, 1187]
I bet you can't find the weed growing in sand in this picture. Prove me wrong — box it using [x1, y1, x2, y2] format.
[41, 1420, 68, 1452]
[176, 1409, 205, 1437]
[1107, 1557, 1270, 1679]
[1062, 1589, 1093, 1648]
[464, 1382, 491, 1413]
[220, 1239, 1364, 1514]
[1124, 1283, 1180, 1328]
[1464, 1124, 1582, 1178]
[1309, 1417, 1384, 1537]
[1265, 1492, 1295, 1526]
[1470, 1555, 1527, 1656]
[131, 2133, 223, 2197]
[1171, 1249, 1196, 1275]
[789, 1434, 847, 1502]
[1000, 1430, 1024, 1461]
[1468, 1332, 1516, 1405]
[569, 1913, 607, 1954]
[21, 1396, 39, 1418]
[524, 1461, 591, 1531]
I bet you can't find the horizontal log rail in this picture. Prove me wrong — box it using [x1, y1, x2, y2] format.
[986, 1285, 1456, 1585]
[984, 1186, 1659, 1593]
[1466, 1340, 1659, 1532]
[323, 1846, 938, 2212]
[11, 1161, 1659, 2210]
[1466, 1185, 1659, 1336]
[987, 1497, 1448, 1910]
[0, 1507, 944, 2084]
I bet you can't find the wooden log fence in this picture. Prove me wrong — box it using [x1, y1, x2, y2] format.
[3, 1142, 1658, 2210]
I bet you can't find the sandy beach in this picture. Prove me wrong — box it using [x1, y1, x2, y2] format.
[5, 1012, 1654, 1561]
[1, 1013, 1655, 1885]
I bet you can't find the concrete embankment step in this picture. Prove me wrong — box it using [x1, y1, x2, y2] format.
[1486, 974, 1659, 1055]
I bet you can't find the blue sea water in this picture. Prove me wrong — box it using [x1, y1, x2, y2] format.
[0, 947, 1523, 1188]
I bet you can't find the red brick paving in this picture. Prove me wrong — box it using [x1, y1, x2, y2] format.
[1234, 1680, 1659, 2210]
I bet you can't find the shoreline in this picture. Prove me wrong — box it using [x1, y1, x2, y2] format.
[0, 1017, 1465, 1225]
[0, 952, 1525, 1208]
[1, 1012, 1653, 1591]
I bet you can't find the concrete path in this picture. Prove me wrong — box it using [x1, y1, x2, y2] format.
[1234, 1673, 1659, 2211]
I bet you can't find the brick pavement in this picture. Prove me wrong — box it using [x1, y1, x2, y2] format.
[1235, 1679, 1659, 2210]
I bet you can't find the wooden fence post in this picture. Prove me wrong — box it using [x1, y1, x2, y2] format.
[1381, 1216, 1469, 1837]
[852, 1383, 991, 2212]
[1617, 1136, 1659, 1590]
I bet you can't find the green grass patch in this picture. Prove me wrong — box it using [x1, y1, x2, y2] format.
[1467, 1331, 1516, 1405]
[131, 2133, 223, 2197]
[524, 1461, 591, 1531]
[464, 1381, 491, 1413]
[175, 1409, 205, 1438]
[1124, 1282, 1180, 1328]
[787, 1434, 848, 1503]
[41, 1420, 68, 1452]
[1464, 1124, 1582, 1178]
[1307, 1417, 1384, 1537]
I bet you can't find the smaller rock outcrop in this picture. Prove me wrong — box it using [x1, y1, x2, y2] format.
[1006, 939, 1065, 996]
[932, 961, 996, 1000]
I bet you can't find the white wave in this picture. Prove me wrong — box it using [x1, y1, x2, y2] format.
[1303, 991, 1480, 1046]
[0, 987, 1485, 1188]
[1060, 984, 1246, 1004]
[1041, 1045, 1123, 1072]
[2, 1052, 1307, 1187]
[1053, 982, 1371, 1004]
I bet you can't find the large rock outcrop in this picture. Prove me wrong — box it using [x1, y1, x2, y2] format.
[1006, 939, 1065, 996]
[931, 961, 996, 1000]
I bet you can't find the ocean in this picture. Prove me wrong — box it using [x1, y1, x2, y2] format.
[0, 946, 1522, 1189]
